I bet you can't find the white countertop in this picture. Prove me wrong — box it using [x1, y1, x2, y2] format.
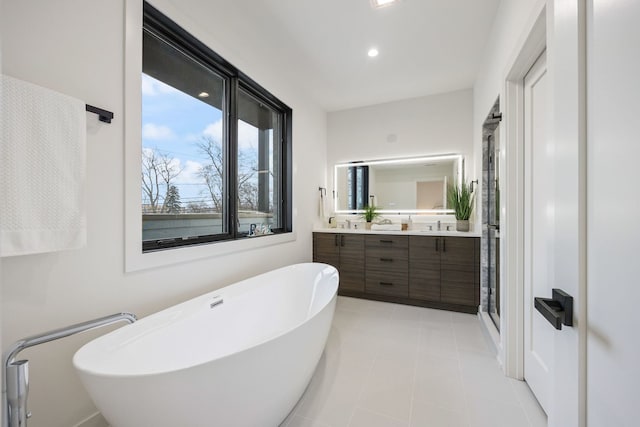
[313, 227, 481, 238]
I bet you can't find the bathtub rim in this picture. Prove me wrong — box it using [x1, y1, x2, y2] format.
[73, 262, 338, 378]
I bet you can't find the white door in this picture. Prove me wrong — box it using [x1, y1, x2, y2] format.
[523, 50, 554, 414]
[587, 0, 640, 424]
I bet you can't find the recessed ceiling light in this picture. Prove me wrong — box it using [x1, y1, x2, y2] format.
[371, 0, 398, 9]
[198, 92, 210, 98]
[368, 48, 379, 57]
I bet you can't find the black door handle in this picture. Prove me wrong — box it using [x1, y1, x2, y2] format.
[534, 289, 573, 330]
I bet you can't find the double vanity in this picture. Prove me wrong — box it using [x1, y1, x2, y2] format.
[321, 152, 479, 314]
[313, 229, 480, 314]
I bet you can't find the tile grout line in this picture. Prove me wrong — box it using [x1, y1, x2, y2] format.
[345, 307, 390, 427]
[283, 362, 320, 426]
[312, 300, 533, 427]
[507, 378, 537, 427]
[407, 317, 426, 427]
[452, 313, 473, 427]
[353, 405, 411, 426]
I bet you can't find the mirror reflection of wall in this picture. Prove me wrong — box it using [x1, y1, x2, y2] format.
[416, 180, 445, 210]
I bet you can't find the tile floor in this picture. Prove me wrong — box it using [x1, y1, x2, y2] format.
[281, 296, 547, 427]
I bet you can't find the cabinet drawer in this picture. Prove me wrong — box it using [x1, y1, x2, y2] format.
[366, 252, 408, 273]
[365, 270, 408, 297]
[366, 246, 408, 259]
[365, 235, 408, 249]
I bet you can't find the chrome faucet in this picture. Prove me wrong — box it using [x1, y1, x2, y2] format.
[4, 312, 137, 427]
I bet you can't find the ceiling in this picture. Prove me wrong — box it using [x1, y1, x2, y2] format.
[175, 0, 501, 112]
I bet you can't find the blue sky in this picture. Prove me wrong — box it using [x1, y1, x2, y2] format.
[141, 74, 262, 207]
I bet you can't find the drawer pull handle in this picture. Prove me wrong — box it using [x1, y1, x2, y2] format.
[380, 239, 393, 243]
[380, 258, 393, 262]
[379, 282, 393, 286]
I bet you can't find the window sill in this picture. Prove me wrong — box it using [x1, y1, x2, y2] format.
[126, 230, 297, 272]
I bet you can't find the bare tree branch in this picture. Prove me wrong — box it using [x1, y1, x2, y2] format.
[142, 148, 182, 213]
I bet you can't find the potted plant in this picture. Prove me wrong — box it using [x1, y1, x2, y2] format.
[447, 182, 474, 231]
[361, 205, 379, 230]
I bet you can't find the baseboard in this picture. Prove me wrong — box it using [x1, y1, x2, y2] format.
[73, 412, 109, 427]
[478, 309, 503, 366]
[338, 290, 478, 314]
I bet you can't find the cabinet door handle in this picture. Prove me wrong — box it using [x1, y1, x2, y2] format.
[334, 234, 338, 247]
[379, 282, 393, 286]
[443, 239, 446, 252]
[380, 239, 393, 244]
[341, 235, 345, 247]
[380, 258, 393, 262]
[435, 238, 439, 252]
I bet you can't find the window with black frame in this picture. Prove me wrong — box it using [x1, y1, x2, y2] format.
[141, 2, 291, 252]
[347, 165, 369, 210]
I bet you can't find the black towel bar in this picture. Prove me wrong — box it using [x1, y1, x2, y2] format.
[85, 104, 114, 124]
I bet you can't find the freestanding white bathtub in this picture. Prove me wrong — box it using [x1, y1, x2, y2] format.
[73, 263, 338, 427]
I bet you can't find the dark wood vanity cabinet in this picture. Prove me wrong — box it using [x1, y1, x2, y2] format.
[440, 237, 480, 307]
[409, 236, 480, 309]
[313, 232, 479, 313]
[364, 235, 409, 298]
[408, 236, 441, 302]
[313, 233, 365, 292]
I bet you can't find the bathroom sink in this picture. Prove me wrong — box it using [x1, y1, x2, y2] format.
[370, 224, 402, 231]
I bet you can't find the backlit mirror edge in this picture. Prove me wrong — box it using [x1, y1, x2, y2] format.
[333, 154, 464, 215]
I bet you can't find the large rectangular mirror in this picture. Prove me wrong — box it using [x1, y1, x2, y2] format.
[334, 154, 463, 214]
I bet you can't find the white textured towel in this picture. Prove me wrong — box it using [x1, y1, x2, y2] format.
[1, 75, 87, 257]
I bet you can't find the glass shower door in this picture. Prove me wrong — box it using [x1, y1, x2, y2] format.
[487, 129, 501, 329]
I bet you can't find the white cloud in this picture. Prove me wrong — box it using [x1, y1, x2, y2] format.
[174, 160, 204, 185]
[166, 156, 181, 173]
[201, 119, 260, 150]
[203, 120, 223, 141]
[183, 133, 201, 143]
[141, 75, 156, 96]
[142, 74, 179, 96]
[238, 120, 259, 150]
[142, 123, 175, 140]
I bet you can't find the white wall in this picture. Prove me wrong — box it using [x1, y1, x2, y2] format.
[0, 1, 326, 426]
[472, 0, 543, 364]
[472, 0, 542, 189]
[587, 0, 640, 424]
[327, 89, 473, 207]
[501, 2, 640, 424]
[0, 0, 4, 421]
